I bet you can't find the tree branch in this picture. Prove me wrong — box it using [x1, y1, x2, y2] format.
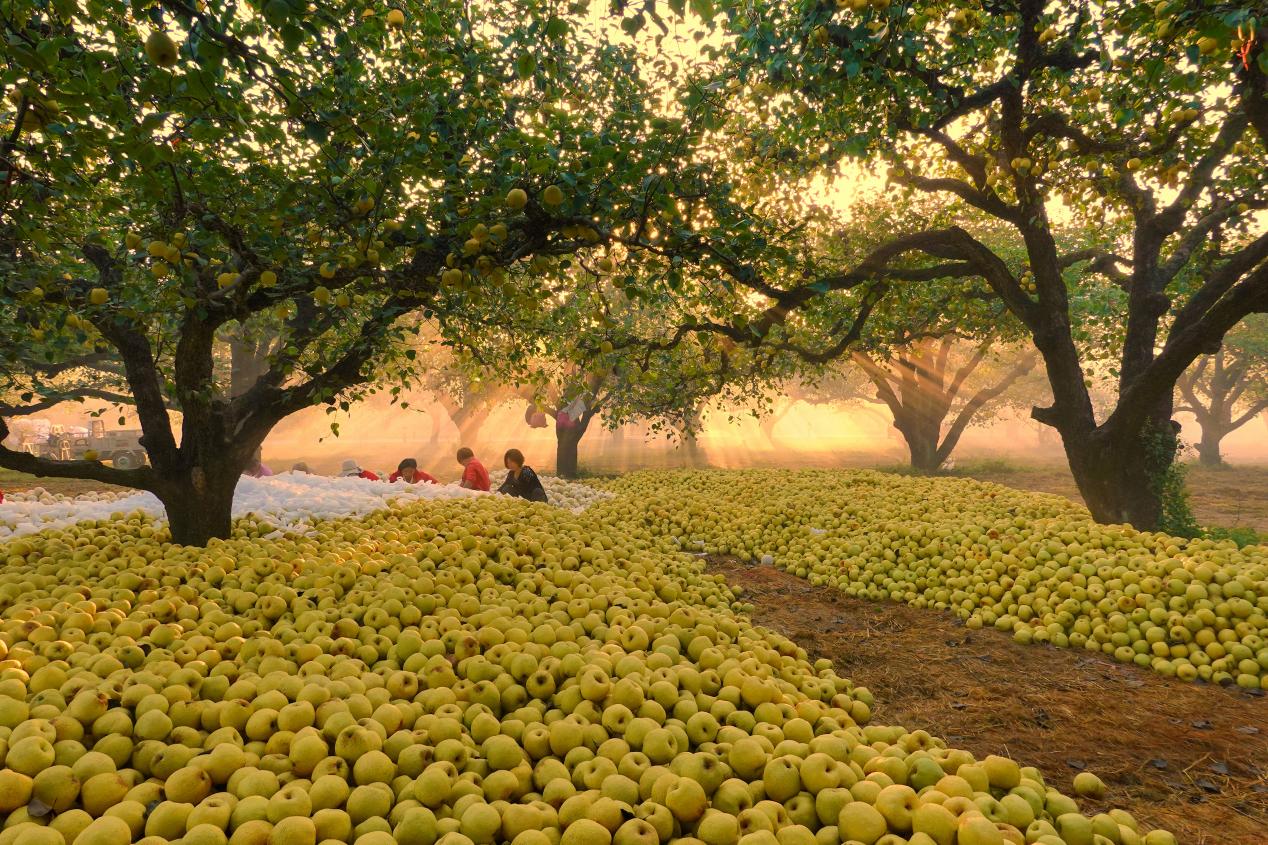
[81, 245, 181, 467]
[1105, 259, 1268, 442]
[17, 353, 118, 378]
[1231, 397, 1268, 431]
[937, 349, 1037, 465]
[851, 352, 903, 414]
[0, 388, 138, 417]
[1151, 111, 1249, 239]
[939, 340, 986, 401]
[1171, 229, 1268, 336]
[901, 172, 1023, 224]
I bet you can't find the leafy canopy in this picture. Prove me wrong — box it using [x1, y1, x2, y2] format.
[1, 0, 709, 454]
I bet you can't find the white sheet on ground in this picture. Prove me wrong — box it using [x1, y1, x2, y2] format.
[1, 471, 612, 539]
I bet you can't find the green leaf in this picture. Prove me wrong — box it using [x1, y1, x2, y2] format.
[302, 121, 330, 143]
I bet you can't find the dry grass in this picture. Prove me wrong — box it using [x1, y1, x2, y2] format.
[955, 461, 1268, 536]
[709, 556, 1268, 845]
[0, 469, 128, 497]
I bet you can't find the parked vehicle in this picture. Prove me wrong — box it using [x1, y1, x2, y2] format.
[24, 420, 149, 468]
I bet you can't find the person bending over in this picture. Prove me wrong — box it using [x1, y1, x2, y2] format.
[390, 458, 436, 484]
[457, 447, 490, 491]
[497, 448, 548, 503]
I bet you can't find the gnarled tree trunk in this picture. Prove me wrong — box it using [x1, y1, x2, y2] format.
[1062, 413, 1180, 529]
[673, 403, 705, 465]
[156, 464, 241, 547]
[892, 410, 944, 473]
[1031, 280, 1182, 532]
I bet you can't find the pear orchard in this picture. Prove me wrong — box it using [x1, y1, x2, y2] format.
[596, 470, 1268, 689]
[0, 477, 1182, 845]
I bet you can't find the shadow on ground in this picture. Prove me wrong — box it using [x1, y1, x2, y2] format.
[709, 556, 1268, 845]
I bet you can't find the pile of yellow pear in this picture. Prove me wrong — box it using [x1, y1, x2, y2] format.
[595, 469, 1268, 689]
[0, 492, 1174, 845]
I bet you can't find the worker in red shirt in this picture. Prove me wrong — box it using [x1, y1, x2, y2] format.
[390, 457, 436, 484]
[456, 447, 490, 491]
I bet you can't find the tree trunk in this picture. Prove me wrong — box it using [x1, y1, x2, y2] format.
[428, 409, 442, 445]
[758, 402, 795, 447]
[758, 414, 781, 446]
[556, 424, 587, 479]
[1196, 424, 1226, 467]
[457, 407, 492, 447]
[146, 409, 270, 545]
[682, 429, 703, 464]
[894, 414, 944, 473]
[1063, 416, 1179, 529]
[154, 465, 240, 546]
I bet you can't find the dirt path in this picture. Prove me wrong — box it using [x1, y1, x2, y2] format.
[710, 558, 1268, 845]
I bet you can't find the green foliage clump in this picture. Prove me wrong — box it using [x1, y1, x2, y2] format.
[1143, 429, 1201, 539]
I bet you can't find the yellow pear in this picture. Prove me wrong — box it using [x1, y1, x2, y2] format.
[144, 31, 179, 67]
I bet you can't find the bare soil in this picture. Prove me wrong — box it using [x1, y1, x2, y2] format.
[709, 557, 1268, 845]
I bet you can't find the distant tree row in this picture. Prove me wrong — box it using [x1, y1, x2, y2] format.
[3, 0, 1264, 540]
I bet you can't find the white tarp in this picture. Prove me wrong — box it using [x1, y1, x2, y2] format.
[1, 470, 612, 540]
